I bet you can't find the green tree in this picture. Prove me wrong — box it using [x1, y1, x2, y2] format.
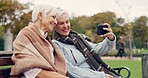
[116, 17, 125, 25]
[0, 26, 4, 38]
[0, 0, 24, 32]
[71, 16, 92, 33]
[132, 16, 148, 48]
[89, 11, 115, 42]
[0, 0, 33, 38]
[91, 11, 127, 42]
[91, 11, 116, 26]
[70, 11, 128, 43]
[70, 15, 100, 42]
[12, 11, 32, 37]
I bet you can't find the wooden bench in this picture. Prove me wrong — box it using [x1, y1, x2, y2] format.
[0, 51, 131, 78]
[0, 51, 24, 78]
[0, 51, 13, 78]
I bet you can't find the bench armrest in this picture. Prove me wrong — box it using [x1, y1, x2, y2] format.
[113, 66, 131, 78]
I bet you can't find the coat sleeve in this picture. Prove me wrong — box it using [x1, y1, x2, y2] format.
[87, 35, 116, 55]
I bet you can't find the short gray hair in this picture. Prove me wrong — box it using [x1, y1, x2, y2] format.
[56, 8, 69, 21]
[32, 4, 56, 23]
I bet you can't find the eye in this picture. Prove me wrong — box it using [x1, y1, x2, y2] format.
[66, 20, 69, 24]
[58, 22, 64, 25]
[52, 15, 56, 19]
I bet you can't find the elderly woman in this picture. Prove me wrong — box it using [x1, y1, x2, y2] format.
[10, 4, 66, 78]
[52, 9, 115, 78]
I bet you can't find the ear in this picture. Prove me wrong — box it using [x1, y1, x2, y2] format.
[38, 12, 43, 20]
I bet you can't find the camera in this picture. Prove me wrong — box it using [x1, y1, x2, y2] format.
[97, 24, 108, 35]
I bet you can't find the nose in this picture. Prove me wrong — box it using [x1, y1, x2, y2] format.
[63, 23, 68, 27]
[53, 19, 57, 25]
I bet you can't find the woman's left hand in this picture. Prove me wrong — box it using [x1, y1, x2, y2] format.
[100, 23, 114, 40]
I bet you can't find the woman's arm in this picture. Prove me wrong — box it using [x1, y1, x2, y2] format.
[87, 35, 116, 55]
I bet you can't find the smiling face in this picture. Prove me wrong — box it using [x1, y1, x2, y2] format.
[40, 13, 57, 33]
[55, 14, 70, 36]
[32, 4, 58, 33]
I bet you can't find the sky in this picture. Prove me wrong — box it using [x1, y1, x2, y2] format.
[19, 0, 148, 22]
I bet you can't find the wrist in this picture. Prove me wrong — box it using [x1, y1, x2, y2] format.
[108, 35, 115, 41]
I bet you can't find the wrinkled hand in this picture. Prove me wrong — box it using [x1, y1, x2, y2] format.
[100, 23, 114, 40]
[105, 74, 114, 78]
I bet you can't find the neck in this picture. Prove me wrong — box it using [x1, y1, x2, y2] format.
[55, 32, 68, 39]
[34, 21, 46, 33]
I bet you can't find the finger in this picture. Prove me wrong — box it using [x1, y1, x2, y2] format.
[103, 28, 112, 32]
[100, 32, 113, 38]
[103, 23, 111, 28]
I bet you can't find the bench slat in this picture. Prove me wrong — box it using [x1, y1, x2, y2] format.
[0, 57, 14, 66]
[0, 52, 24, 78]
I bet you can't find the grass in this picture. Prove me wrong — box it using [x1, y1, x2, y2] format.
[104, 59, 141, 78]
[0, 65, 12, 69]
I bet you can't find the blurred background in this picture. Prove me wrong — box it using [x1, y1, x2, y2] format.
[1, 0, 148, 58]
[0, 0, 148, 77]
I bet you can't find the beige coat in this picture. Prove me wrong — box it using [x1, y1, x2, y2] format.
[10, 24, 66, 77]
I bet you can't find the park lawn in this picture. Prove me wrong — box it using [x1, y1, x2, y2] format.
[104, 59, 141, 78]
[0, 65, 12, 69]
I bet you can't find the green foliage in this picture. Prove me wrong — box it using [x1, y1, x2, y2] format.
[1, 0, 148, 49]
[70, 11, 148, 49]
[91, 11, 116, 25]
[116, 17, 125, 25]
[70, 11, 126, 43]
[0, 26, 4, 38]
[71, 16, 92, 33]
[91, 11, 117, 42]
[132, 16, 148, 48]
[12, 11, 32, 37]
[0, 0, 32, 38]
[0, 0, 24, 31]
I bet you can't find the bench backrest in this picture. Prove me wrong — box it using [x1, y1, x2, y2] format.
[0, 51, 24, 78]
[0, 58, 13, 78]
[0, 52, 14, 78]
[0, 51, 13, 78]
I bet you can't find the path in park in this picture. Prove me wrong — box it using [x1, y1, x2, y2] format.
[101, 56, 141, 60]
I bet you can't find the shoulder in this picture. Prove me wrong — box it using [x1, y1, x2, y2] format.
[15, 27, 30, 39]
[52, 39, 74, 49]
[52, 39, 60, 44]
[17, 27, 32, 36]
[52, 39, 68, 51]
[52, 39, 64, 47]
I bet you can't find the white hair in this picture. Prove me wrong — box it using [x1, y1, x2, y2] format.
[56, 8, 69, 21]
[32, 4, 57, 23]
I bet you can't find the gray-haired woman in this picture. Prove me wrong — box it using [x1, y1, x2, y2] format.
[53, 8, 115, 78]
[10, 4, 67, 78]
